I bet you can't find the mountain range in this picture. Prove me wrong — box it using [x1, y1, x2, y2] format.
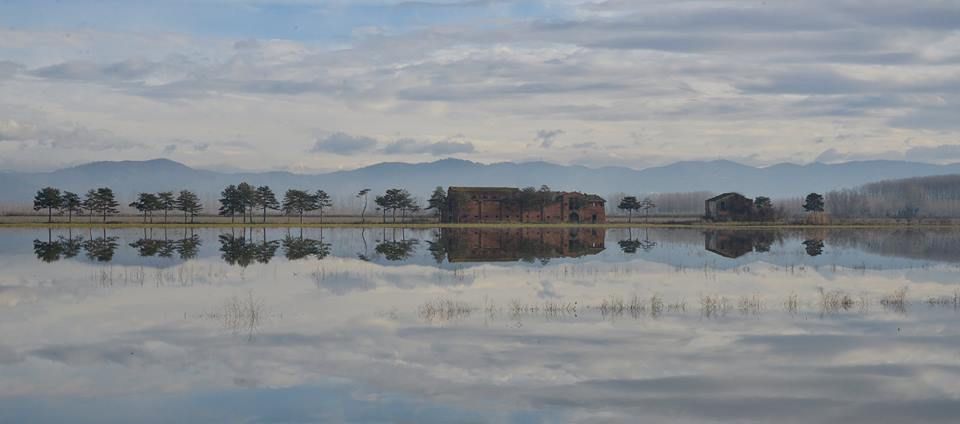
[2, 158, 960, 205]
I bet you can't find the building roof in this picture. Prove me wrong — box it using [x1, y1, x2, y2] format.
[448, 187, 519, 192]
[706, 192, 748, 202]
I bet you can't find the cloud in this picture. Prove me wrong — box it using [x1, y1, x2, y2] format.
[382, 137, 475, 155]
[904, 144, 960, 162]
[311, 132, 379, 154]
[0, 61, 23, 79]
[162, 144, 177, 154]
[534, 129, 564, 148]
[0, 119, 141, 151]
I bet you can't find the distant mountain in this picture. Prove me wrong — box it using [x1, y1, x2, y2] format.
[3, 158, 960, 206]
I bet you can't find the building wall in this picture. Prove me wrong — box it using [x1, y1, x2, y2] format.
[444, 188, 606, 223]
[705, 194, 754, 221]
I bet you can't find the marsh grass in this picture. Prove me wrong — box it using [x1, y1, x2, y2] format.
[926, 290, 960, 308]
[817, 287, 856, 314]
[784, 293, 800, 314]
[737, 294, 764, 316]
[419, 298, 474, 322]
[879, 286, 909, 313]
[700, 294, 733, 318]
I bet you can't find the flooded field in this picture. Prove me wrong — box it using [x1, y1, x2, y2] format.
[2, 227, 960, 423]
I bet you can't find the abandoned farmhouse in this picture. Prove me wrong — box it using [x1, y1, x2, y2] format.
[442, 187, 607, 224]
[704, 192, 755, 221]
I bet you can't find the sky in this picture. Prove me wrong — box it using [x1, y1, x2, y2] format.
[0, 0, 958, 172]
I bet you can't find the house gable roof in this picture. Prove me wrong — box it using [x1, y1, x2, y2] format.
[706, 192, 748, 202]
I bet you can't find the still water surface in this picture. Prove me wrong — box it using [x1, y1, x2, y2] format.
[2, 227, 960, 423]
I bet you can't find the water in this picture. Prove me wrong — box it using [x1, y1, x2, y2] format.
[2, 227, 960, 423]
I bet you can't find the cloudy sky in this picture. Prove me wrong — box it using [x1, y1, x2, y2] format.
[0, 0, 958, 172]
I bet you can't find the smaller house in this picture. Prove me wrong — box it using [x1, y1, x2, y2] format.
[705, 192, 754, 221]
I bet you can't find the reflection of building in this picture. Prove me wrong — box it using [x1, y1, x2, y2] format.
[442, 187, 606, 224]
[439, 228, 605, 262]
[705, 192, 754, 221]
[704, 231, 774, 258]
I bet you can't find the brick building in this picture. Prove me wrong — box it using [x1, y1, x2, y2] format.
[704, 192, 755, 222]
[442, 187, 606, 224]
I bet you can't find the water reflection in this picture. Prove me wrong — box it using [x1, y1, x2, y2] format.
[618, 228, 656, 253]
[282, 228, 331, 260]
[703, 230, 777, 258]
[20, 227, 960, 270]
[7, 226, 960, 423]
[434, 227, 605, 263]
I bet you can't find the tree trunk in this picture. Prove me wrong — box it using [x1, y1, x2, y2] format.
[47, 207, 52, 223]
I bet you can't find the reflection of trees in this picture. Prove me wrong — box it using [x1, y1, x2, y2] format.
[33, 229, 85, 262]
[59, 234, 83, 258]
[618, 228, 657, 254]
[83, 231, 119, 262]
[426, 230, 447, 263]
[803, 239, 825, 256]
[219, 233, 258, 267]
[281, 229, 331, 261]
[375, 239, 419, 261]
[176, 234, 202, 260]
[33, 238, 63, 262]
[130, 228, 204, 260]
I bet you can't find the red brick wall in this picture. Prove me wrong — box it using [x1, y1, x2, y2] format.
[445, 188, 606, 223]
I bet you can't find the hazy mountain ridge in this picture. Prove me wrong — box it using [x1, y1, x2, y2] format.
[2, 158, 960, 204]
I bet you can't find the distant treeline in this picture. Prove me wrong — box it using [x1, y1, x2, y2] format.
[823, 174, 960, 219]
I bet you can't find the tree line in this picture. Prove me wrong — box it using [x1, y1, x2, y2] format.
[32, 184, 437, 224]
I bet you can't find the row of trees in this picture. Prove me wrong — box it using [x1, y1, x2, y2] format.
[129, 191, 203, 223]
[35, 187, 204, 224]
[616, 196, 656, 223]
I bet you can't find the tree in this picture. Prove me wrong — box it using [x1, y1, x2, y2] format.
[374, 194, 390, 223]
[157, 191, 176, 223]
[237, 182, 256, 223]
[426, 186, 447, 218]
[82, 189, 99, 223]
[94, 187, 119, 222]
[537, 185, 553, 222]
[517, 186, 538, 222]
[639, 197, 656, 222]
[754, 196, 774, 221]
[253, 186, 279, 223]
[617, 196, 641, 223]
[218, 185, 242, 223]
[357, 188, 371, 223]
[33, 187, 62, 223]
[129, 192, 161, 223]
[61, 191, 83, 223]
[175, 190, 202, 223]
[803, 193, 825, 213]
[314, 190, 333, 223]
[282, 189, 317, 224]
[396, 190, 416, 222]
[376, 188, 411, 223]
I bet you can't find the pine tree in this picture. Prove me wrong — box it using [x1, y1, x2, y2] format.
[33, 187, 62, 223]
[253, 186, 279, 223]
[157, 191, 176, 223]
[175, 190, 203, 223]
[61, 191, 83, 223]
[314, 190, 333, 223]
